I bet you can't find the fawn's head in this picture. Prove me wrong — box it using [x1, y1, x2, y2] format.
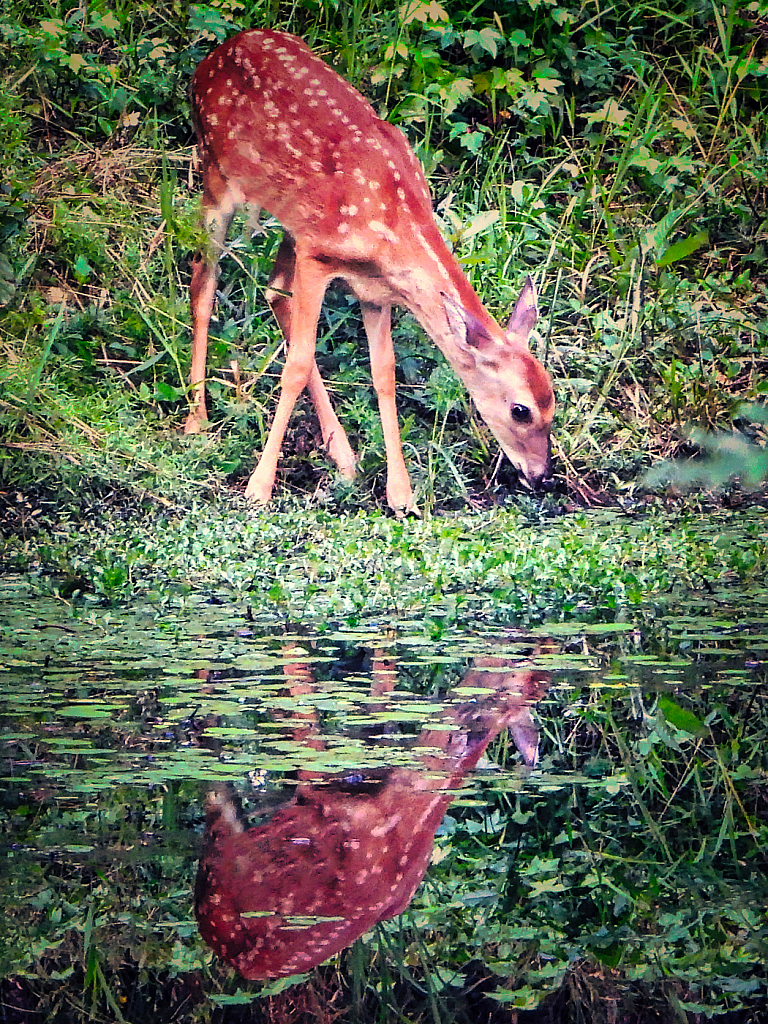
[442, 277, 554, 487]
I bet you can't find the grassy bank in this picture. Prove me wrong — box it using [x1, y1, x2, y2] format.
[1, 496, 765, 626]
[0, 0, 766, 506]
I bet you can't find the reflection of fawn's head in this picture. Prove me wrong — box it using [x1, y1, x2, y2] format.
[194, 656, 548, 979]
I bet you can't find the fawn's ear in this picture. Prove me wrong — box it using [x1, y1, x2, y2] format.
[505, 276, 538, 346]
[442, 293, 494, 351]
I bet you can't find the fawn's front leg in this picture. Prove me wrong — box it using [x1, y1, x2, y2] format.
[244, 254, 330, 503]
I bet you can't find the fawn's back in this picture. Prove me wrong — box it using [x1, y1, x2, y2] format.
[192, 30, 466, 303]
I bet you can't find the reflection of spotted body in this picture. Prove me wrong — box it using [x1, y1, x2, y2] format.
[195, 780, 449, 980]
[194, 654, 548, 979]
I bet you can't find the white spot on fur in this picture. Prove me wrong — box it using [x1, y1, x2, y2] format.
[369, 220, 397, 243]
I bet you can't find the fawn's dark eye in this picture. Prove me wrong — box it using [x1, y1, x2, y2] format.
[511, 403, 532, 424]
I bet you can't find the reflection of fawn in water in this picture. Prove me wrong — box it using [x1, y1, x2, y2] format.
[195, 651, 548, 979]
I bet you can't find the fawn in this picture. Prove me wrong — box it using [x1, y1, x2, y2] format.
[188, 30, 554, 510]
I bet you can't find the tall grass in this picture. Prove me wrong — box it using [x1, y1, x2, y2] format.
[0, 0, 765, 504]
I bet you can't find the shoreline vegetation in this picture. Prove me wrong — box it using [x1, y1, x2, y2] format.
[0, 0, 765, 514]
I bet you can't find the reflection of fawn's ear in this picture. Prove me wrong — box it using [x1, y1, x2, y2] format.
[509, 714, 540, 768]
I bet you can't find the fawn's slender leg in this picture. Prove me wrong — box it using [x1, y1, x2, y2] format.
[361, 302, 414, 513]
[265, 236, 357, 479]
[244, 253, 330, 502]
[186, 186, 239, 434]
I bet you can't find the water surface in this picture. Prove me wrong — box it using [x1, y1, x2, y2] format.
[0, 572, 766, 1017]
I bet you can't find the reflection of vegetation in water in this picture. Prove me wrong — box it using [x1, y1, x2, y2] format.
[0, 585, 766, 1022]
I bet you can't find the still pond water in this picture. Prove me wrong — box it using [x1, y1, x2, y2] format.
[0, 568, 766, 1017]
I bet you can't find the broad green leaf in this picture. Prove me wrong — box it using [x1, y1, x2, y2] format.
[658, 695, 706, 735]
[656, 231, 709, 267]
